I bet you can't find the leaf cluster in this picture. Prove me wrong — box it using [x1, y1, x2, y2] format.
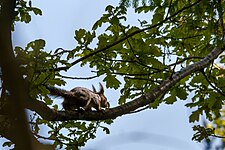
[192, 125, 214, 142]
[14, 0, 42, 24]
[7, 0, 225, 148]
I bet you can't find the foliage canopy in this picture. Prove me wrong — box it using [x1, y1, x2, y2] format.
[1, 0, 225, 149]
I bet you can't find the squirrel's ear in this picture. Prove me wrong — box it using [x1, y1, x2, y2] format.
[92, 85, 97, 93]
[99, 83, 104, 94]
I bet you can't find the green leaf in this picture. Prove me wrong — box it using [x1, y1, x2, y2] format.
[208, 98, 222, 110]
[111, 16, 119, 26]
[103, 119, 114, 125]
[28, 39, 45, 51]
[150, 45, 161, 56]
[34, 123, 40, 134]
[135, 6, 154, 13]
[44, 97, 53, 105]
[164, 94, 176, 104]
[21, 12, 31, 23]
[105, 5, 114, 12]
[92, 14, 110, 30]
[74, 29, 86, 44]
[102, 126, 110, 134]
[52, 104, 58, 110]
[103, 74, 121, 89]
[118, 90, 129, 104]
[189, 110, 202, 123]
[149, 99, 160, 109]
[176, 87, 188, 100]
[2, 141, 13, 147]
[32, 7, 42, 15]
[151, 7, 165, 24]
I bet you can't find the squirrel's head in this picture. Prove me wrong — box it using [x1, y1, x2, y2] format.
[92, 83, 109, 108]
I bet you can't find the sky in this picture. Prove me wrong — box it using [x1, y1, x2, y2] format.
[10, 0, 204, 150]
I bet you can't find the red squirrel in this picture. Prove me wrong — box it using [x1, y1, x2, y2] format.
[46, 83, 109, 112]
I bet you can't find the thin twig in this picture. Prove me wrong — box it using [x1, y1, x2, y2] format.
[50, 0, 202, 72]
[210, 134, 225, 139]
[167, 56, 203, 67]
[165, 0, 173, 19]
[59, 74, 99, 80]
[170, 58, 179, 79]
[201, 71, 225, 97]
[124, 76, 161, 84]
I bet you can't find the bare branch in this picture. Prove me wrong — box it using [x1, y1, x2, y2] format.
[59, 74, 99, 80]
[210, 134, 225, 139]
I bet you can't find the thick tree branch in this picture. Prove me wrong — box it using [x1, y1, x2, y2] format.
[0, 1, 53, 149]
[0, 0, 34, 149]
[26, 46, 224, 121]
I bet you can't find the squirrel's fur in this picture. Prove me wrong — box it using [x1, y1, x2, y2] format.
[46, 83, 109, 111]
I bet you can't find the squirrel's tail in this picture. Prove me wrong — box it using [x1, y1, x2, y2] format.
[46, 85, 72, 98]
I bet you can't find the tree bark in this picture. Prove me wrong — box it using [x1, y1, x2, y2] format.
[26, 47, 224, 121]
[0, 1, 53, 149]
